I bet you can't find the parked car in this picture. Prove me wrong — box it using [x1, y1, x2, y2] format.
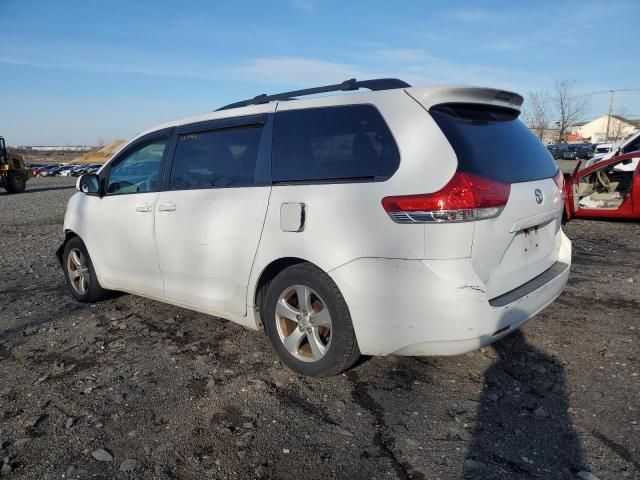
[547, 143, 568, 159]
[592, 143, 612, 157]
[562, 143, 592, 160]
[584, 131, 640, 168]
[69, 165, 87, 176]
[564, 151, 640, 220]
[562, 145, 580, 160]
[32, 166, 49, 176]
[84, 165, 102, 175]
[44, 165, 62, 176]
[59, 166, 79, 176]
[69, 165, 85, 176]
[74, 165, 98, 175]
[56, 78, 571, 377]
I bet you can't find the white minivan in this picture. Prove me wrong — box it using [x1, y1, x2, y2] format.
[57, 78, 571, 377]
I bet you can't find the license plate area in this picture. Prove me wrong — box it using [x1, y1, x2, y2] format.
[522, 225, 540, 254]
[518, 222, 554, 258]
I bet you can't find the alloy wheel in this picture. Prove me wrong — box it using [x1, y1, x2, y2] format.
[67, 248, 90, 296]
[275, 285, 332, 362]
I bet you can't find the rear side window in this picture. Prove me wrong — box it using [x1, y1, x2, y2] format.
[170, 126, 263, 189]
[431, 104, 558, 184]
[272, 105, 400, 183]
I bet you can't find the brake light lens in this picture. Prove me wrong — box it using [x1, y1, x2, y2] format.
[552, 169, 564, 191]
[381, 172, 511, 223]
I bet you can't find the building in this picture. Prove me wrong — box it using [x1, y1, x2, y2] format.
[26, 146, 94, 152]
[534, 128, 560, 144]
[569, 115, 640, 143]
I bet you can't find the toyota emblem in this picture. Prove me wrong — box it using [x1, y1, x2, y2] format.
[534, 188, 544, 205]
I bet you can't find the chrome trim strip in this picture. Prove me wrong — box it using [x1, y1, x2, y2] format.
[387, 207, 504, 224]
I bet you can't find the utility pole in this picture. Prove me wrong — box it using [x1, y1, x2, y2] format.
[605, 90, 616, 141]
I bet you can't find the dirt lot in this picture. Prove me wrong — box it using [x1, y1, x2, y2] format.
[0, 177, 639, 479]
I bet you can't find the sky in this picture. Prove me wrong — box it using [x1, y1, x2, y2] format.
[0, 0, 638, 146]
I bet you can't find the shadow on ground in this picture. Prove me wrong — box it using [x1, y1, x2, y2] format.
[465, 330, 584, 479]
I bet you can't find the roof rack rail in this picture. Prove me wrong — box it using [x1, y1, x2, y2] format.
[216, 78, 411, 111]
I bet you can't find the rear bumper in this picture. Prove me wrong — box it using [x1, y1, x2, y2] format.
[329, 231, 571, 356]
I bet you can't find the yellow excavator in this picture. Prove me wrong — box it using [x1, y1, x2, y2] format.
[0, 136, 29, 193]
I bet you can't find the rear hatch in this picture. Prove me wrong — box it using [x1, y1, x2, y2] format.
[428, 102, 563, 299]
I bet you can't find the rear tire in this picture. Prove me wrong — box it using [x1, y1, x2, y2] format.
[6, 172, 26, 193]
[62, 237, 107, 303]
[263, 263, 360, 377]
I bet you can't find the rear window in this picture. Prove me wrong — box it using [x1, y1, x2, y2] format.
[430, 104, 558, 184]
[272, 105, 400, 183]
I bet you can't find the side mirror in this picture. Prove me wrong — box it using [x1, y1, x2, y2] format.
[77, 174, 101, 195]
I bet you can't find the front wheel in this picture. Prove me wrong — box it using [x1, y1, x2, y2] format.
[62, 237, 107, 303]
[263, 263, 360, 377]
[6, 172, 26, 193]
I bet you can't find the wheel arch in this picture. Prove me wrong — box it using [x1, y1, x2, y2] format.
[252, 257, 324, 329]
[55, 229, 80, 266]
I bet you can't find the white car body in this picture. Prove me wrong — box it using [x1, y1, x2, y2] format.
[62, 83, 571, 357]
[584, 132, 640, 168]
[593, 143, 612, 155]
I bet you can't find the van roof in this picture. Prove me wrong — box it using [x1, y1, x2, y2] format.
[123, 79, 524, 159]
[214, 77, 523, 113]
[216, 78, 410, 111]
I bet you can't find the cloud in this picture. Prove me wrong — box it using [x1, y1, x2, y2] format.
[291, 0, 315, 11]
[0, 54, 222, 81]
[348, 43, 544, 92]
[234, 56, 373, 84]
[373, 48, 430, 63]
[448, 8, 505, 23]
[0, 38, 545, 95]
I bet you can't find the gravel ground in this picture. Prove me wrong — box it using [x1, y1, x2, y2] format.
[0, 177, 639, 480]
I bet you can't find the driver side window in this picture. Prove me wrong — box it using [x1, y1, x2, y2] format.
[107, 140, 167, 195]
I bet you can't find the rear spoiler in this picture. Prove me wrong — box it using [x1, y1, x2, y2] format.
[405, 86, 524, 112]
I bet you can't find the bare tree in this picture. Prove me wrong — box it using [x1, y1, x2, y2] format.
[522, 92, 551, 141]
[609, 109, 630, 141]
[553, 80, 589, 143]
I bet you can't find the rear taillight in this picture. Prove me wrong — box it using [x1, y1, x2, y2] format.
[382, 172, 511, 223]
[552, 169, 564, 190]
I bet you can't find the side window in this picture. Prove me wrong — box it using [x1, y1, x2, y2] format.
[107, 141, 167, 195]
[623, 136, 640, 154]
[170, 126, 263, 189]
[272, 105, 400, 183]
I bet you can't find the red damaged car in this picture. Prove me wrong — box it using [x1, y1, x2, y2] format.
[564, 151, 640, 221]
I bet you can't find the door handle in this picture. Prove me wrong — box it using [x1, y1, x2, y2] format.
[135, 203, 152, 213]
[158, 202, 176, 212]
